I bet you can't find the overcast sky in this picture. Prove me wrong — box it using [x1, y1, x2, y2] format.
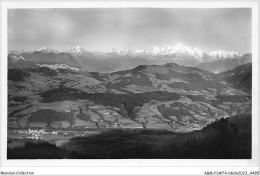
[8, 8, 251, 54]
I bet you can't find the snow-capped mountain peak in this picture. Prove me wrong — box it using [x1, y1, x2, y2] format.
[209, 50, 242, 59]
[8, 54, 27, 63]
[37, 47, 47, 51]
[36, 63, 81, 71]
[19, 56, 27, 61]
[70, 45, 86, 55]
[149, 43, 206, 61]
[111, 43, 207, 61]
[134, 49, 149, 55]
[112, 48, 135, 55]
[36, 47, 60, 53]
[110, 43, 242, 63]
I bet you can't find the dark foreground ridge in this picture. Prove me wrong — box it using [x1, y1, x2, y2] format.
[8, 114, 251, 159]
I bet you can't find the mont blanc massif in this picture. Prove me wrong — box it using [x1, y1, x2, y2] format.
[7, 43, 252, 159]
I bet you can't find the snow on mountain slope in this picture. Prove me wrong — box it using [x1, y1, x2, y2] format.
[36, 47, 61, 54]
[111, 43, 206, 61]
[12, 44, 242, 61]
[111, 43, 242, 61]
[8, 54, 37, 68]
[8, 54, 27, 63]
[10, 44, 243, 71]
[70, 46, 87, 55]
[111, 48, 134, 55]
[150, 43, 205, 59]
[209, 50, 241, 60]
[36, 63, 82, 71]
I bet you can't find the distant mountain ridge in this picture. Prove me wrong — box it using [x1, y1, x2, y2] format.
[19, 51, 78, 66]
[197, 53, 252, 73]
[8, 54, 37, 68]
[10, 43, 243, 60]
[209, 50, 241, 60]
[69, 43, 242, 63]
[8, 44, 249, 72]
[218, 63, 252, 93]
[67, 44, 245, 70]
[8, 51, 86, 72]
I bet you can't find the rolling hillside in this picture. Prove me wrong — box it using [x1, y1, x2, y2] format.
[92, 62, 241, 95]
[218, 63, 252, 93]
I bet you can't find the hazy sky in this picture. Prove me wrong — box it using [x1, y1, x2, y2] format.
[8, 8, 251, 54]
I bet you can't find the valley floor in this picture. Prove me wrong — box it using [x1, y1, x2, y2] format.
[7, 114, 251, 159]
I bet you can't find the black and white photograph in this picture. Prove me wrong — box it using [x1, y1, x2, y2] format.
[1, 1, 259, 176]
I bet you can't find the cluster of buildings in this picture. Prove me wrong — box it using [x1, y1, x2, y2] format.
[88, 85, 105, 93]
[13, 129, 59, 140]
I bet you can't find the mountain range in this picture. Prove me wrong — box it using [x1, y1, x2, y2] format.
[68, 43, 241, 60]
[8, 50, 86, 72]
[8, 43, 250, 73]
[67, 43, 243, 68]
